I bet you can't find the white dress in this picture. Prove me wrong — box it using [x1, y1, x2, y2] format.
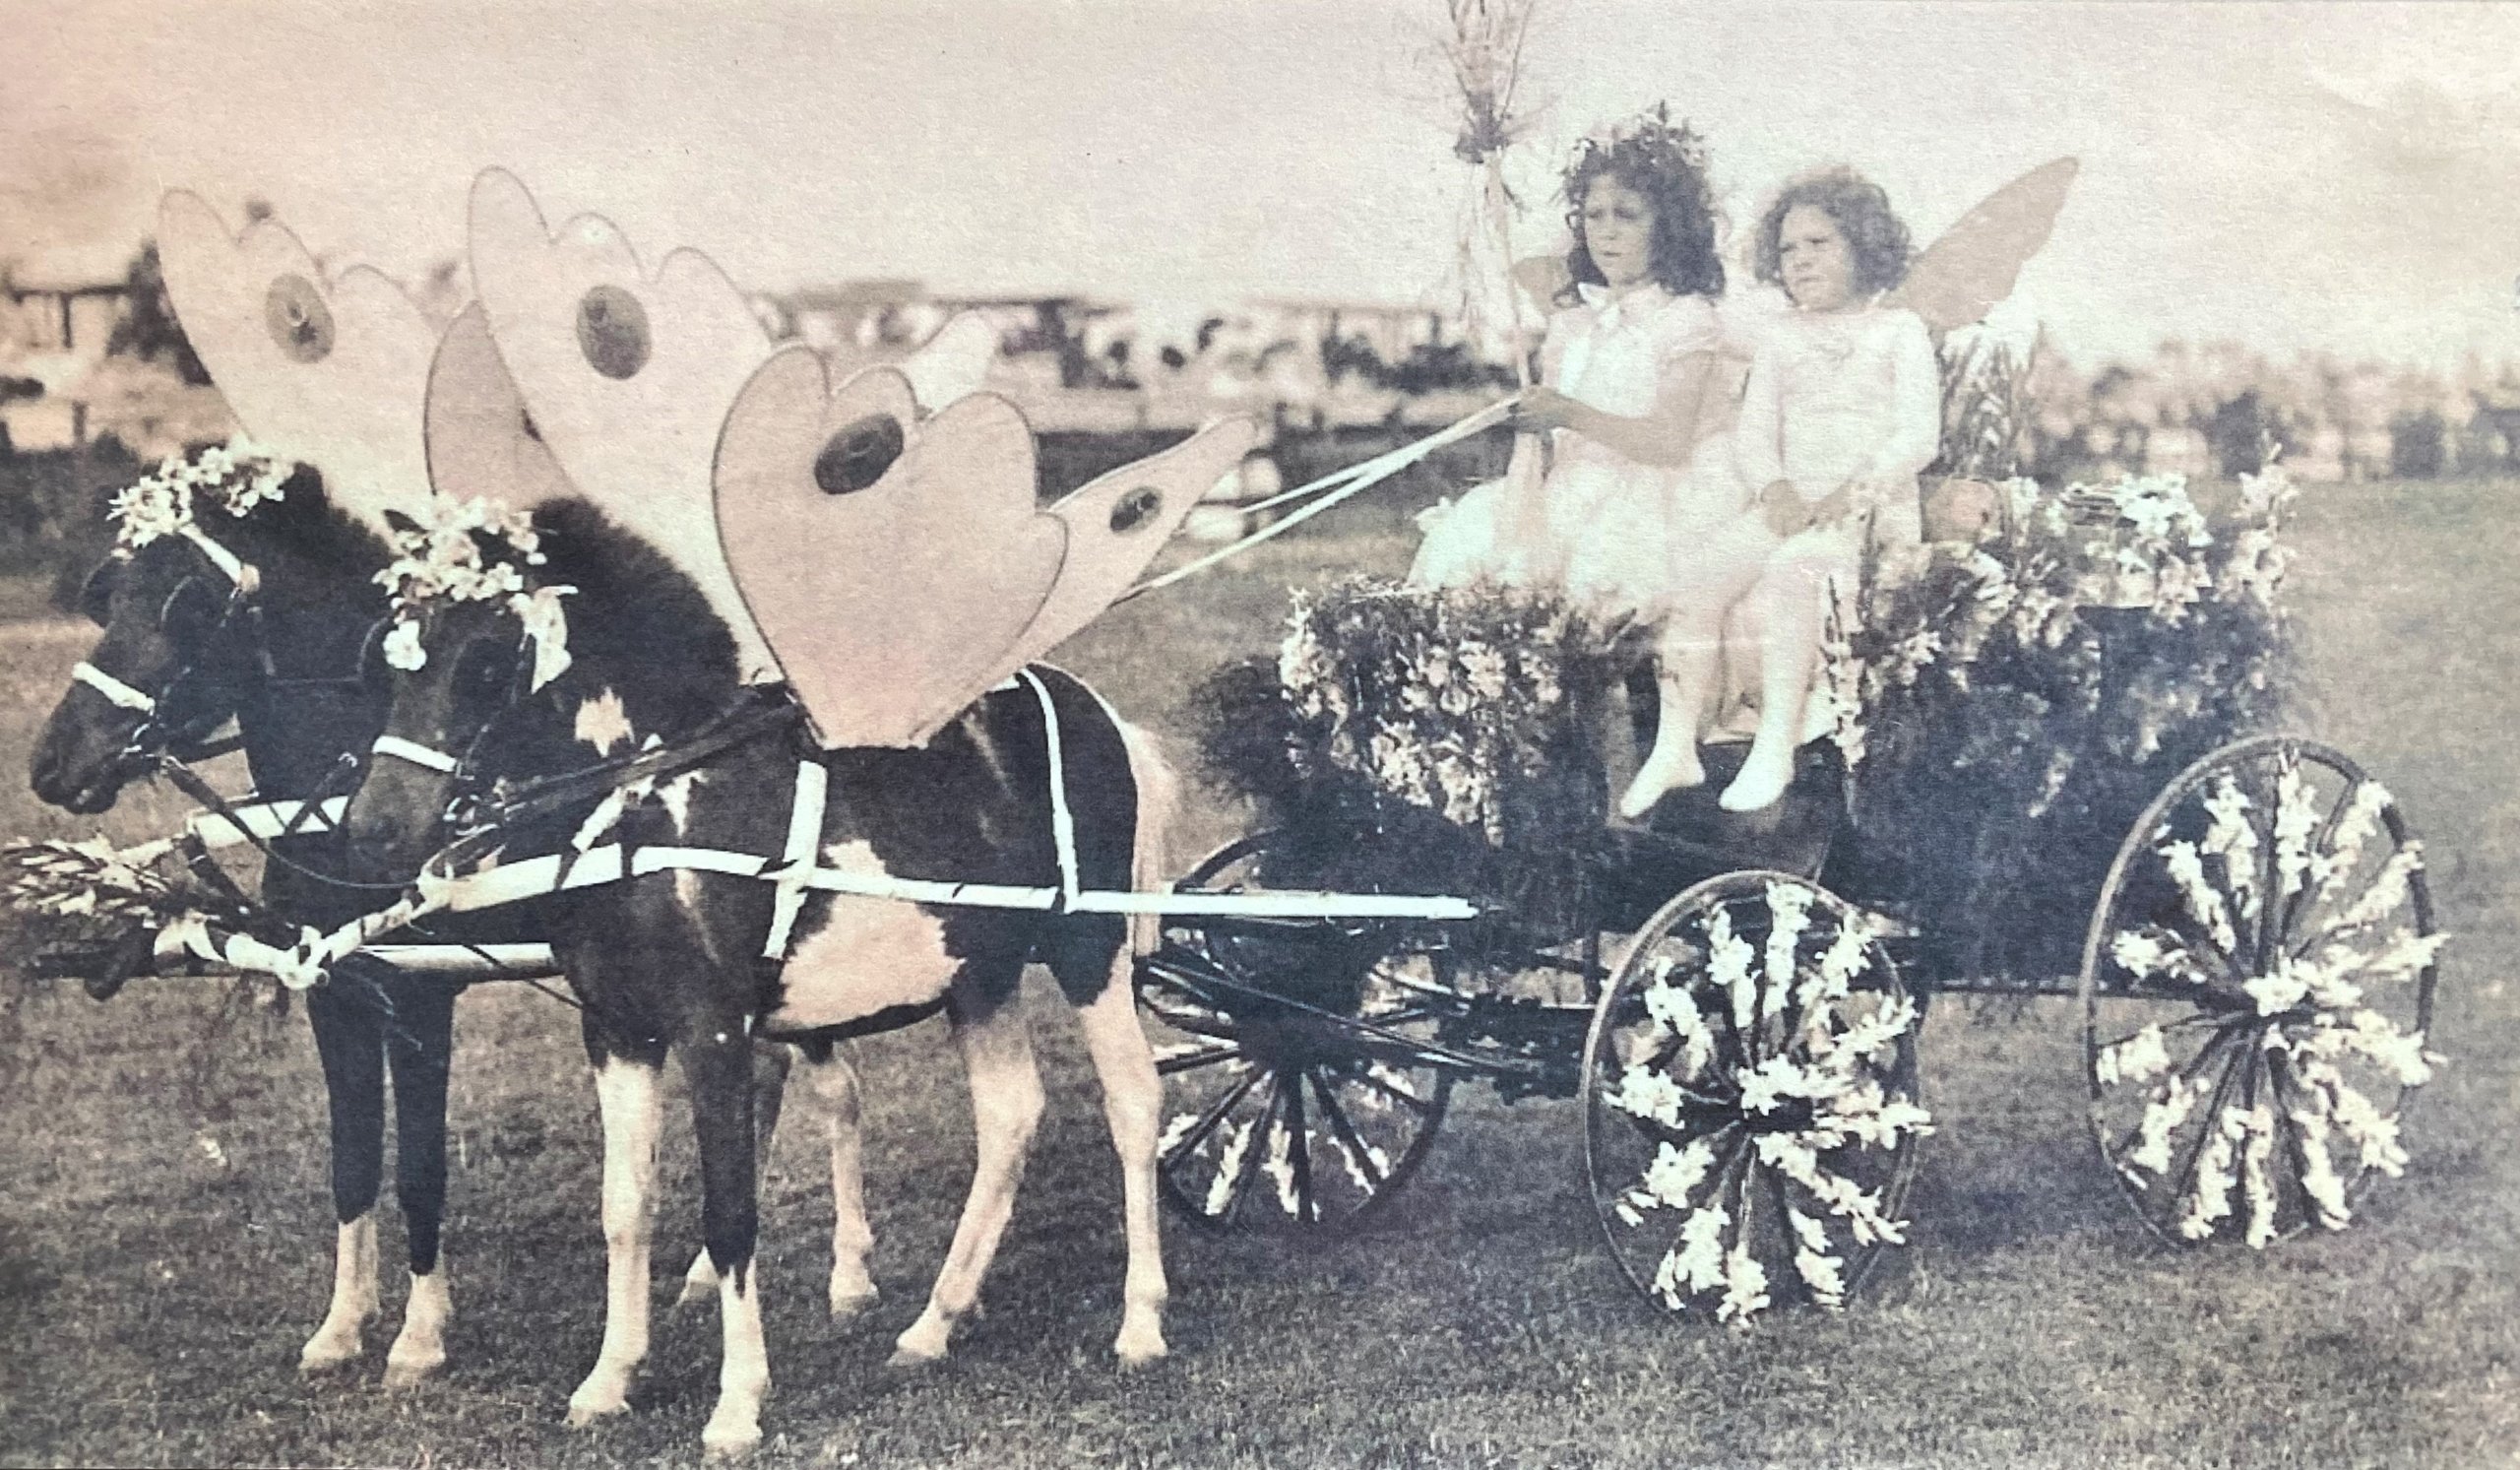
[1731, 302, 1940, 554]
[1411, 283, 1729, 621]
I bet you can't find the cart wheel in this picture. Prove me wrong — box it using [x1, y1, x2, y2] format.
[1139, 834, 1456, 1233]
[2081, 735, 2441, 1247]
[1582, 870, 1927, 1321]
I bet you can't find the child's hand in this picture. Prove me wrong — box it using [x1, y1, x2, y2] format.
[1509, 387, 1583, 434]
[1807, 485, 1857, 529]
[1756, 480, 1807, 537]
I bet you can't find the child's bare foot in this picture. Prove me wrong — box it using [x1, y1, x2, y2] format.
[1718, 744, 1796, 812]
[1618, 740, 1706, 819]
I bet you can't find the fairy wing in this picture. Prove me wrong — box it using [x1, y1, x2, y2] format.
[1884, 158, 2080, 337]
[713, 354, 1064, 749]
[156, 191, 440, 531]
[465, 167, 778, 673]
[421, 304, 577, 509]
[993, 416, 1259, 677]
[897, 311, 1000, 415]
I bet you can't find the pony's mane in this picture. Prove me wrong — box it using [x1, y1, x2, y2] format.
[528, 497, 741, 731]
[213, 468, 396, 615]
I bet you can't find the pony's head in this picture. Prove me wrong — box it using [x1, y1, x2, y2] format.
[31, 443, 378, 811]
[342, 494, 737, 879]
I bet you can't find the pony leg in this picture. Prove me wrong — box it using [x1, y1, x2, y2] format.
[679, 1042, 794, 1310]
[892, 997, 1043, 1367]
[566, 1056, 663, 1427]
[1071, 968, 1169, 1364]
[301, 985, 385, 1374]
[383, 979, 458, 1387]
[684, 1027, 768, 1459]
[799, 1045, 879, 1317]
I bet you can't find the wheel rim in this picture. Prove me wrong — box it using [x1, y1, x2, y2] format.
[1142, 835, 1455, 1233]
[2080, 735, 2442, 1248]
[1582, 870, 1928, 1321]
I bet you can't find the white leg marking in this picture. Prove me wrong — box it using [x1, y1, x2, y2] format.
[802, 1049, 880, 1317]
[384, 1266, 454, 1386]
[700, 1265, 770, 1459]
[678, 1246, 721, 1309]
[1075, 971, 1170, 1364]
[892, 1008, 1043, 1367]
[568, 1059, 663, 1427]
[300, 1213, 380, 1373]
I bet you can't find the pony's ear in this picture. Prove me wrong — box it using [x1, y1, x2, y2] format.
[382, 507, 423, 539]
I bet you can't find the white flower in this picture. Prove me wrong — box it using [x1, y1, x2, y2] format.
[381, 618, 427, 672]
[2096, 1024, 2172, 1087]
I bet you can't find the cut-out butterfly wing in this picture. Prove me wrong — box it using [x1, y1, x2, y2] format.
[897, 311, 1000, 415]
[156, 191, 440, 532]
[421, 304, 577, 509]
[713, 355, 1063, 749]
[466, 167, 778, 672]
[994, 417, 1258, 676]
[1885, 158, 2080, 338]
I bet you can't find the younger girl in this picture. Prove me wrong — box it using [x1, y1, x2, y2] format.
[1622, 165, 1940, 815]
[1410, 107, 1731, 620]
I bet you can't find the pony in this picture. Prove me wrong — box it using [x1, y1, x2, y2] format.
[338, 495, 1174, 1457]
[25, 461, 564, 1387]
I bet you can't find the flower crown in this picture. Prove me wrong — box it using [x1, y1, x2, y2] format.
[375, 496, 575, 691]
[106, 438, 293, 554]
[1567, 103, 1708, 189]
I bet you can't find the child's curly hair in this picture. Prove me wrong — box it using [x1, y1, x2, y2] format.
[1752, 166, 1914, 297]
[1561, 104, 1725, 301]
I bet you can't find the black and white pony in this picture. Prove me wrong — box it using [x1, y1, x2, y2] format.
[27, 468, 490, 1383]
[338, 497, 1175, 1456]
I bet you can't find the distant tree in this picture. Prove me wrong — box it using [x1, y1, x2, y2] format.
[103, 241, 211, 385]
[2389, 410, 2447, 479]
[2207, 389, 2274, 477]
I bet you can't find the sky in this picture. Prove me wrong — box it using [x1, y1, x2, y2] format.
[7, 0, 2520, 369]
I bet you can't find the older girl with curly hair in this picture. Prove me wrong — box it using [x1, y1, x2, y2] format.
[1411, 105, 1732, 612]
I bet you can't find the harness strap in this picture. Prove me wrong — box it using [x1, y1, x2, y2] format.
[177, 524, 260, 596]
[72, 662, 157, 713]
[1015, 669, 1083, 903]
[372, 735, 461, 774]
[762, 761, 827, 958]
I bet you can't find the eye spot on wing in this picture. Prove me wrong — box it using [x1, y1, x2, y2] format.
[1108, 485, 1164, 534]
[263, 275, 336, 363]
[575, 285, 652, 380]
[811, 414, 907, 496]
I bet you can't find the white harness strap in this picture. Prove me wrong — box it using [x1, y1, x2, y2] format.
[72, 662, 157, 714]
[762, 760, 828, 958]
[372, 735, 461, 774]
[178, 524, 260, 596]
[1015, 668, 1083, 903]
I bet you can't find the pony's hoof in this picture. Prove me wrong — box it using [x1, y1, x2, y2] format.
[828, 1281, 880, 1320]
[889, 1313, 952, 1368]
[298, 1328, 364, 1375]
[381, 1347, 445, 1389]
[674, 1277, 717, 1310]
[701, 1412, 762, 1461]
[1112, 1328, 1169, 1368]
[565, 1373, 635, 1427]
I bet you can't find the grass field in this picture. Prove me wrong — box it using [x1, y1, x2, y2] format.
[1, 479, 2514, 1468]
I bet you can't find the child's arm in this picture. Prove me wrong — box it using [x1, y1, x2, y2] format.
[1732, 344, 1802, 533]
[1511, 352, 1721, 467]
[1848, 312, 1943, 489]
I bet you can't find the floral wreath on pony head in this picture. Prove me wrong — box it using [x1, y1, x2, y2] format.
[374, 496, 575, 693]
[102, 437, 297, 593]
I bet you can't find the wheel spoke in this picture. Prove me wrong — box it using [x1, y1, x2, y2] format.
[1155, 1041, 1246, 1077]
[1308, 1069, 1389, 1193]
[1218, 1074, 1283, 1227]
[1162, 1062, 1266, 1170]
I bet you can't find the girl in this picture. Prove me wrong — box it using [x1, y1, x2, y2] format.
[1633, 166, 1939, 815]
[1410, 107, 1731, 619]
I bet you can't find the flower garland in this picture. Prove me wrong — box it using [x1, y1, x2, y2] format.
[105, 437, 294, 551]
[375, 497, 576, 692]
[0, 835, 248, 980]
